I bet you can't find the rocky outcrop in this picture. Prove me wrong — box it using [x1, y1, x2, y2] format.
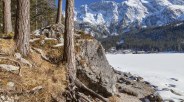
[33, 24, 64, 41]
[76, 38, 117, 97]
[75, 35, 163, 101]
[31, 24, 161, 101]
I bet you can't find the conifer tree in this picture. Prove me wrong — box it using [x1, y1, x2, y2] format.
[15, 0, 30, 56]
[3, 0, 12, 34]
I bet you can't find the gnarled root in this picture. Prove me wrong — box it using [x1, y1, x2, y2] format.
[74, 79, 109, 102]
[0, 57, 22, 75]
[64, 78, 109, 102]
[32, 47, 50, 62]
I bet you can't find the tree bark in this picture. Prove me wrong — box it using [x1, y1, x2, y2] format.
[56, 0, 62, 24]
[64, 0, 76, 82]
[35, 0, 38, 29]
[3, 0, 13, 34]
[14, 0, 30, 56]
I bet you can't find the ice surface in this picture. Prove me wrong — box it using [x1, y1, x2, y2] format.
[106, 53, 184, 101]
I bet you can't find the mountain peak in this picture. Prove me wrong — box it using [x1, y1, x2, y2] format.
[76, 0, 184, 38]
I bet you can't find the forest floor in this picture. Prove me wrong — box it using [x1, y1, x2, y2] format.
[0, 38, 67, 101]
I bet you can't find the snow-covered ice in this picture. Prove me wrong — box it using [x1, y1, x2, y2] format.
[106, 53, 184, 101]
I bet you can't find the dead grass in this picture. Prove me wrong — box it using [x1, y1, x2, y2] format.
[0, 32, 14, 39]
[75, 30, 94, 40]
[0, 38, 67, 102]
[109, 95, 119, 102]
[31, 38, 58, 49]
[30, 36, 63, 64]
[0, 39, 15, 55]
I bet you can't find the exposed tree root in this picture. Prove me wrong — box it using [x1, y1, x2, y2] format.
[0, 57, 21, 67]
[77, 92, 92, 102]
[14, 53, 32, 68]
[0, 64, 19, 72]
[32, 47, 50, 62]
[74, 79, 109, 102]
[0, 57, 22, 75]
[65, 79, 109, 102]
[0, 53, 7, 56]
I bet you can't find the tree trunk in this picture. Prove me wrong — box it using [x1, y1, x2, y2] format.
[63, 0, 76, 82]
[56, 0, 62, 24]
[14, 0, 30, 56]
[63, 1, 108, 101]
[35, 0, 38, 30]
[3, 0, 13, 34]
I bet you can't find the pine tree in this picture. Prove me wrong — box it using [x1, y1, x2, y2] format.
[15, 0, 30, 56]
[64, 0, 76, 82]
[3, 0, 13, 34]
[30, 0, 56, 30]
[0, 1, 3, 33]
[56, 0, 62, 24]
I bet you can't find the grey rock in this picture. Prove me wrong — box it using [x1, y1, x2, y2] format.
[153, 92, 163, 102]
[168, 84, 176, 88]
[76, 39, 116, 97]
[33, 24, 65, 41]
[146, 94, 163, 102]
[1, 96, 5, 100]
[170, 78, 178, 81]
[162, 88, 170, 91]
[118, 87, 138, 97]
[170, 89, 182, 96]
[117, 77, 132, 85]
[144, 98, 150, 102]
[144, 81, 150, 85]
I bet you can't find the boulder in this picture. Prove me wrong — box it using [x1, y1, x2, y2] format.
[33, 24, 64, 42]
[76, 39, 116, 97]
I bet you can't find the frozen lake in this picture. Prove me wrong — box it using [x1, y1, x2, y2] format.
[106, 53, 184, 102]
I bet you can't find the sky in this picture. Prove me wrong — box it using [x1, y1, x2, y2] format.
[55, 0, 122, 9]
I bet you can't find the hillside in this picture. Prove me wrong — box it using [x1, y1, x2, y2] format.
[100, 21, 184, 52]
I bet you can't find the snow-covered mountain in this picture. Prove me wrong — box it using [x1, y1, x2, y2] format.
[75, 0, 184, 38]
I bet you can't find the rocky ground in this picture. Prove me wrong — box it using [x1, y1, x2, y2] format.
[0, 24, 162, 102]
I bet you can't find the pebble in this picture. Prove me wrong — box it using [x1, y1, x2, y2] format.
[168, 84, 176, 88]
[170, 78, 178, 81]
[1, 96, 5, 100]
[7, 82, 15, 89]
